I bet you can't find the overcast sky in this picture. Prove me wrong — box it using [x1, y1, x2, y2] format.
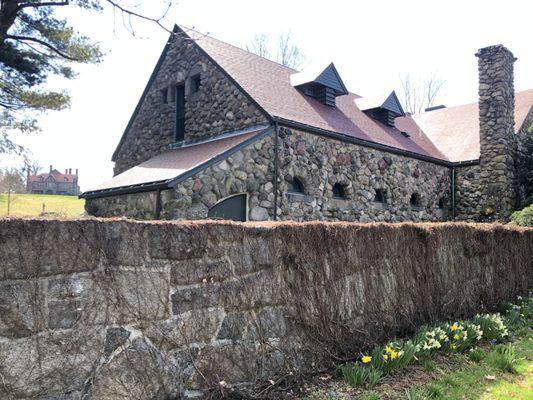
[3, 0, 532, 191]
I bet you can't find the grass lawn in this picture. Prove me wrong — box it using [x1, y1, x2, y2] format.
[0, 193, 85, 217]
[422, 331, 532, 400]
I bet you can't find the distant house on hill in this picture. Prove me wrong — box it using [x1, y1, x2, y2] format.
[27, 165, 80, 195]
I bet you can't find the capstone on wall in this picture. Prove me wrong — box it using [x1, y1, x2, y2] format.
[0, 219, 531, 399]
[113, 33, 268, 175]
[87, 128, 452, 222]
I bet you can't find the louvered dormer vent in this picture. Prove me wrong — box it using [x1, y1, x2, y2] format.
[355, 91, 405, 127]
[291, 63, 348, 107]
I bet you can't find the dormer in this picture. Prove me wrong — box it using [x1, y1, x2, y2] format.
[355, 91, 405, 127]
[291, 63, 348, 107]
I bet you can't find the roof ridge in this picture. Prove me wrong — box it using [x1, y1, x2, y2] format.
[413, 88, 533, 117]
[177, 24, 299, 72]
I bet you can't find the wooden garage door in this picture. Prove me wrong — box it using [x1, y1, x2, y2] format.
[207, 194, 247, 222]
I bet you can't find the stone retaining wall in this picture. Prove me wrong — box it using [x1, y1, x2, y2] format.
[1, 219, 531, 399]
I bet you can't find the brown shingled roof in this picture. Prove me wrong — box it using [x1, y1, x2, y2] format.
[28, 169, 77, 184]
[83, 127, 270, 198]
[188, 28, 448, 161]
[408, 89, 533, 162]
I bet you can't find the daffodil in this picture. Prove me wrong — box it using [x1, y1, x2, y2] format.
[390, 350, 398, 360]
[451, 323, 459, 331]
[362, 355, 372, 364]
[451, 344, 457, 350]
[383, 354, 389, 361]
[453, 334, 461, 341]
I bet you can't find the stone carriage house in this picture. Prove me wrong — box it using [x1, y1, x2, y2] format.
[28, 166, 80, 195]
[82, 25, 533, 222]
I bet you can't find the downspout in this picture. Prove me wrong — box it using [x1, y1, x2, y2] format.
[273, 122, 280, 221]
[451, 166, 456, 220]
[154, 189, 162, 220]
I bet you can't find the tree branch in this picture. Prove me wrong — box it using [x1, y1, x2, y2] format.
[4, 34, 79, 61]
[105, 0, 172, 33]
[17, 1, 69, 11]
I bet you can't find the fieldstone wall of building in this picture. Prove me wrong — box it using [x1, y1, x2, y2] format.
[276, 128, 451, 222]
[85, 191, 157, 219]
[1, 218, 531, 399]
[454, 165, 483, 221]
[113, 32, 268, 175]
[87, 128, 452, 222]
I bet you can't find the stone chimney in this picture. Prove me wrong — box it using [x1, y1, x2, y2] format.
[49, 165, 53, 173]
[69, 168, 72, 175]
[65, 169, 68, 174]
[476, 44, 517, 220]
[75, 169, 78, 175]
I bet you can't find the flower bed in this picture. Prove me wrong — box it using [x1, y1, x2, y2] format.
[338, 296, 532, 389]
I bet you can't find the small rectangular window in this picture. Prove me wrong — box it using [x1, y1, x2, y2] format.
[174, 84, 185, 141]
[191, 74, 201, 93]
[170, 86, 176, 103]
[161, 87, 169, 104]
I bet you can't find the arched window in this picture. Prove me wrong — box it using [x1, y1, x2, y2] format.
[410, 193, 421, 207]
[374, 189, 386, 203]
[332, 183, 347, 199]
[207, 194, 247, 222]
[287, 177, 304, 194]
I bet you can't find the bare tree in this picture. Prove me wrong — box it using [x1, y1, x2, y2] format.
[277, 32, 304, 69]
[23, 160, 41, 177]
[399, 73, 445, 114]
[246, 34, 271, 59]
[0, 166, 25, 215]
[246, 31, 305, 69]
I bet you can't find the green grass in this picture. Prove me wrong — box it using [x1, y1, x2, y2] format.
[0, 193, 85, 217]
[416, 331, 532, 400]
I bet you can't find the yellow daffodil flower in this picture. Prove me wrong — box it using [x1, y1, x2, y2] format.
[362, 355, 372, 364]
[453, 334, 461, 341]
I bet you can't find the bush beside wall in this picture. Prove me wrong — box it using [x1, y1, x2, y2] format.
[0, 218, 531, 399]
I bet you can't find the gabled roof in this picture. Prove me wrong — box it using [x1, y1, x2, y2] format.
[405, 89, 533, 162]
[185, 27, 448, 162]
[82, 126, 272, 199]
[111, 24, 532, 167]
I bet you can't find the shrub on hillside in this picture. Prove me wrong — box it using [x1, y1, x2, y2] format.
[509, 204, 533, 227]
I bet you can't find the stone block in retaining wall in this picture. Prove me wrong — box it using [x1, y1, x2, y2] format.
[0, 281, 45, 338]
[0, 218, 531, 399]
